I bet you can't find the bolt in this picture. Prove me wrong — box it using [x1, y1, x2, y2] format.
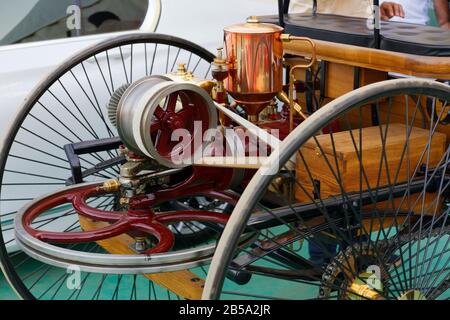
[119, 197, 130, 206]
[135, 238, 147, 252]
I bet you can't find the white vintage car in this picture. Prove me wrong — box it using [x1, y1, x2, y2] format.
[1, 0, 449, 303]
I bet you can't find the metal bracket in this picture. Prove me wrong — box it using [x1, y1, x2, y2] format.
[64, 136, 125, 185]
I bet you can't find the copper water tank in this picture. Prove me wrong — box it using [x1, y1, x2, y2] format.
[224, 17, 284, 121]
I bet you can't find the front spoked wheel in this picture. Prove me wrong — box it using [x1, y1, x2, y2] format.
[0, 33, 216, 300]
[203, 79, 450, 300]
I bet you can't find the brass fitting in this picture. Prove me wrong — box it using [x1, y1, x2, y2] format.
[198, 80, 216, 93]
[277, 91, 308, 120]
[167, 62, 215, 93]
[134, 237, 147, 252]
[248, 114, 259, 123]
[97, 179, 121, 193]
[398, 290, 427, 300]
[177, 63, 187, 75]
[119, 197, 130, 206]
[211, 47, 229, 109]
[246, 16, 259, 23]
[349, 282, 383, 300]
[213, 47, 227, 65]
[280, 33, 292, 42]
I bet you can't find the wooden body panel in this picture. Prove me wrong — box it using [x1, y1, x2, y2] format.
[283, 39, 450, 79]
[342, 95, 450, 142]
[79, 217, 204, 300]
[295, 124, 446, 214]
[325, 63, 387, 99]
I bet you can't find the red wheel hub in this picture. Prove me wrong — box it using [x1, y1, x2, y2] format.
[150, 91, 211, 161]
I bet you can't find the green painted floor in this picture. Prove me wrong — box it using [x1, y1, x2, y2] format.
[0, 240, 315, 300]
[0, 273, 18, 300]
[1, 235, 449, 300]
[0, 264, 318, 300]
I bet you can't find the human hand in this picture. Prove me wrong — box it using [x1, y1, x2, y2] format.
[380, 2, 405, 21]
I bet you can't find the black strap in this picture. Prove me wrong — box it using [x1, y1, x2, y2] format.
[278, 0, 286, 27]
[281, 0, 317, 14]
[373, 0, 381, 49]
[278, 0, 318, 26]
[283, 0, 291, 13]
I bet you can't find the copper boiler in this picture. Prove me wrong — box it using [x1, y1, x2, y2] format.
[224, 17, 284, 121]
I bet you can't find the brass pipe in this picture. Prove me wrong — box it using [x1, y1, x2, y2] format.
[281, 35, 317, 132]
[281, 35, 317, 68]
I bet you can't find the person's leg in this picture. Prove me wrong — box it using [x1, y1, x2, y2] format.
[308, 240, 338, 266]
[434, 0, 450, 28]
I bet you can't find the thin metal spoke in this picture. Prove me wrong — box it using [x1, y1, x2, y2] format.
[4, 169, 65, 182]
[191, 56, 202, 74]
[165, 45, 170, 73]
[92, 274, 107, 300]
[93, 55, 112, 95]
[45, 89, 99, 139]
[170, 47, 181, 72]
[119, 46, 129, 84]
[149, 43, 158, 75]
[105, 50, 115, 92]
[9, 154, 70, 171]
[80, 61, 115, 137]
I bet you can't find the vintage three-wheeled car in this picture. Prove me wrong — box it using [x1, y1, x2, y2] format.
[1, 0, 449, 300]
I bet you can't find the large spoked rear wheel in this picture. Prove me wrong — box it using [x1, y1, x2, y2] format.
[0, 33, 217, 300]
[203, 79, 450, 300]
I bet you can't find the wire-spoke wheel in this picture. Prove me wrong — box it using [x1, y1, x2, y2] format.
[0, 33, 219, 300]
[203, 79, 450, 300]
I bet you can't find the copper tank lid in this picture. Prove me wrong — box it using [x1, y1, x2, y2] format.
[224, 16, 284, 34]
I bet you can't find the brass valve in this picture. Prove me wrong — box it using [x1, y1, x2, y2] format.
[212, 47, 228, 78]
[214, 47, 226, 65]
[277, 91, 307, 120]
[97, 179, 121, 193]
